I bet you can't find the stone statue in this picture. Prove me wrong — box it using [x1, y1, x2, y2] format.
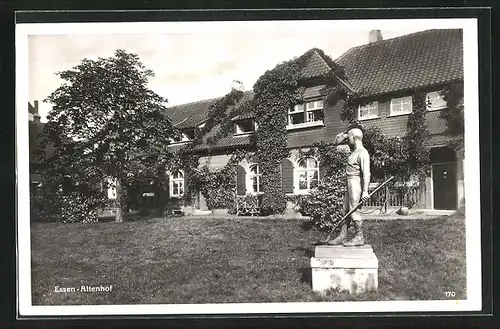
[328, 128, 371, 247]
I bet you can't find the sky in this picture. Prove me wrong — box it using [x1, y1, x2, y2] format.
[27, 21, 431, 122]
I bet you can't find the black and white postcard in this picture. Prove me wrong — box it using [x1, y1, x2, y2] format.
[16, 16, 483, 317]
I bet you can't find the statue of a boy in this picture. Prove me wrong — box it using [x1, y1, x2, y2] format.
[329, 128, 371, 246]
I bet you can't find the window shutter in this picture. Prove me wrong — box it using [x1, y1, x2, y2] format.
[236, 165, 246, 195]
[281, 158, 294, 194]
[183, 171, 189, 198]
[165, 173, 171, 198]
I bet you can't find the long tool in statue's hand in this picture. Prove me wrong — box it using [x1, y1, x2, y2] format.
[312, 175, 395, 245]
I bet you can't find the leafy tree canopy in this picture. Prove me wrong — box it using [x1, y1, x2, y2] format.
[42, 49, 178, 222]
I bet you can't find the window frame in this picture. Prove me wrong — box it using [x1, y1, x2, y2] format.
[169, 170, 185, 198]
[426, 91, 447, 111]
[295, 157, 320, 194]
[169, 128, 195, 144]
[287, 99, 325, 130]
[234, 119, 257, 136]
[358, 101, 379, 120]
[389, 96, 413, 116]
[247, 164, 263, 194]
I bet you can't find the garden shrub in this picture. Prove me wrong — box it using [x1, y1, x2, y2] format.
[30, 184, 62, 222]
[30, 182, 107, 223]
[60, 191, 106, 223]
[293, 144, 349, 229]
[294, 174, 347, 229]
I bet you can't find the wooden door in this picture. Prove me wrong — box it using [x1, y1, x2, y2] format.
[433, 163, 457, 210]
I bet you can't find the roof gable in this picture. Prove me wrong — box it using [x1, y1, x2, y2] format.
[299, 50, 332, 79]
[336, 29, 463, 97]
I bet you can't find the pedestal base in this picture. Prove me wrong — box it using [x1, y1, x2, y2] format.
[311, 245, 378, 295]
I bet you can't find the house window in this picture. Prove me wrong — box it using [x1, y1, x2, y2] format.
[287, 100, 324, 129]
[426, 91, 447, 111]
[181, 128, 196, 141]
[171, 128, 195, 143]
[248, 164, 262, 194]
[235, 120, 256, 135]
[296, 157, 319, 193]
[390, 96, 413, 116]
[170, 171, 184, 197]
[358, 101, 379, 120]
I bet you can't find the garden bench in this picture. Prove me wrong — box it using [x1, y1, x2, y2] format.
[236, 195, 261, 216]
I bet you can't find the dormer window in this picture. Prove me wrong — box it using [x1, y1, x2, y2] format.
[182, 128, 196, 141]
[287, 100, 324, 130]
[234, 119, 256, 135]
[171, 128, 195, 143]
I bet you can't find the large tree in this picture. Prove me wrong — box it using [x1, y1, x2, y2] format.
[43, 49, 178, 222]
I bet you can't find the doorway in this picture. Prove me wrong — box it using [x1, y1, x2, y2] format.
[432, 163, 457, 210]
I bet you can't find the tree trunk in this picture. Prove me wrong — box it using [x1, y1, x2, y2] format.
[115, 177, 124, 223]
[384, 185, 389, 213]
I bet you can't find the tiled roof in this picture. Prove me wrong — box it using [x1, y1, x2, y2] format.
[186, 123, 253, 152]
[165, 91, 255, 129]
[165, 97, 218, 129]
[336, 29, 463, 97]
[299, 50, 332, 79]
[303, 85, 326, 99]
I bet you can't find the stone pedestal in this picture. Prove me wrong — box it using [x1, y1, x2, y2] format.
[310, 245, 378, 295]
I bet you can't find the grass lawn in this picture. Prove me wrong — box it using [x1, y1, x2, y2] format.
[31, 215, 466, 305]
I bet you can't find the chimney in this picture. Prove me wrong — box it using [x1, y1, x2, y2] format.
[231, 80, 244, 92]
[369, 30, 383, 43]
[29, 100, 41, 123]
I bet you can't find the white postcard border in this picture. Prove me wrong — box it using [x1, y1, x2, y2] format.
[16, 17, 482, 316]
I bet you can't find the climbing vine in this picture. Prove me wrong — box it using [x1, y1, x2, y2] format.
[188, 149, 250, 211]
[192, 88, 245, 146]
[291, 142, 349, 229]
[252, 59, 301, 214]
[165, 88, 247, 207]
[335, 89, 430, 210]
[252, 49, 350, 215]
[439, 81, 464, 140]
[167, 47, 433, 216]
[406, 91, 430, 178]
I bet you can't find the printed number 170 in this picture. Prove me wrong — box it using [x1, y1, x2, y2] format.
[445, 291, 456, 298]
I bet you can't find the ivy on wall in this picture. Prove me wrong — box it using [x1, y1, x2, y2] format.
[188, 149, 250, 211]
[292, 142, 349, 228]
[194, 89, 245, 146]
[166, 47, 440, 216]
[406, 91, 430, 179]
[439, 81, 464, 139]
[252, 49, 352, 214]
[166, 89, 247, 208]
[336, 90, 430, 209]
[168, 49, 355, 215]
[252, 58, 303, 214]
